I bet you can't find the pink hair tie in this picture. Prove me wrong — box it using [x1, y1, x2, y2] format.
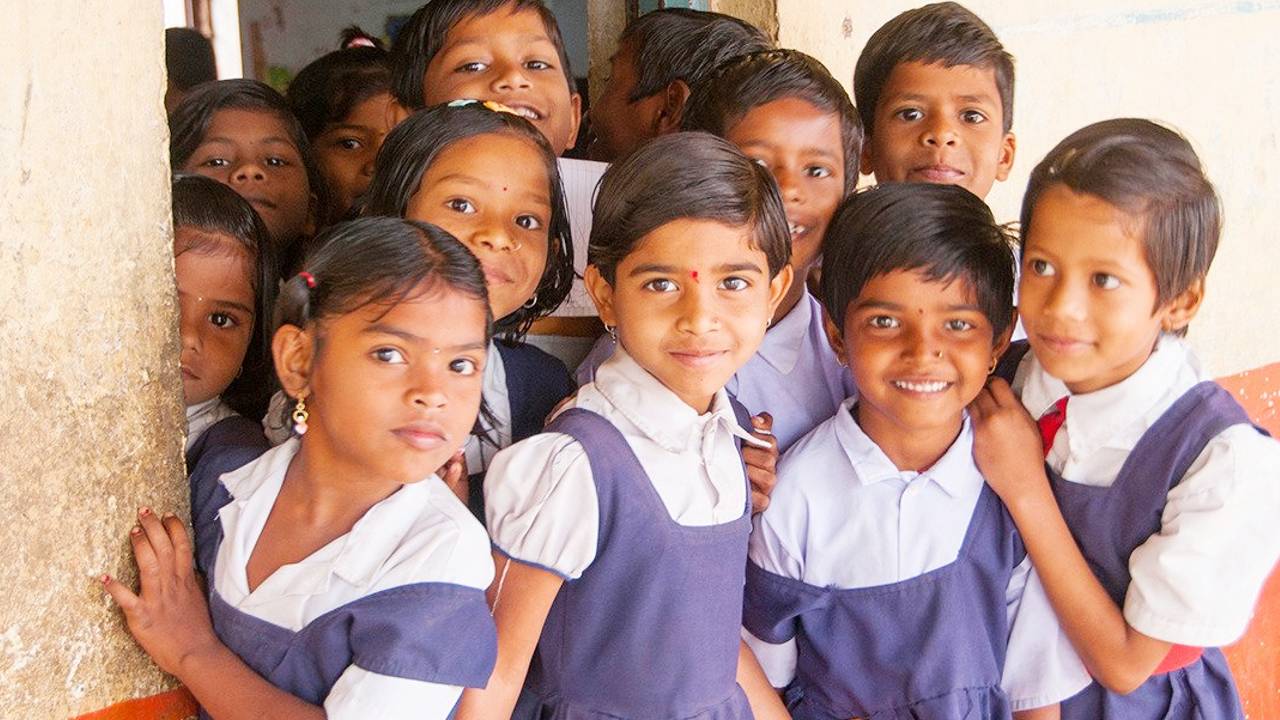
[345, 36, 376, 49]
[298, 271, 317, 289]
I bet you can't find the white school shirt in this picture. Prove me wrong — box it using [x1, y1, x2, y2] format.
[573, 292, 856, 453]
[485, 346, 762, 578]
[261, 341, 512, 473]
[186, 397, 237, 452]
[725, 291, 857, 453]
[1015, 336, 1280, 646]
[747, 400, 1090, 710]
[213, 440, 496, 718]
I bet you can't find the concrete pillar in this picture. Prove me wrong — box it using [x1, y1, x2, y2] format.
[0, 1, 188, 717]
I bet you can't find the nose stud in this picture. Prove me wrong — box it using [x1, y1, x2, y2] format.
[935, 350, 943, 359]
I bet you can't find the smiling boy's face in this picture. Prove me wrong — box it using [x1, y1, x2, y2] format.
[863, 60, 1015, 199]
[422, 5, 581, 155]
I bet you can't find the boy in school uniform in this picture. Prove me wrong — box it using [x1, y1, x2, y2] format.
[587, 8, 772, 163]
[972, 118, 1280, 720]
[853, 1, 1016, 200]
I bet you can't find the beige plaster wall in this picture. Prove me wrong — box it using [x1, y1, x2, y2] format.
[778, 0, 1280, 377]
[0, 1, 187, 715]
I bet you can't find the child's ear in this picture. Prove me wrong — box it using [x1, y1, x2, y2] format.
[995, 131, 1017, 182]
[990, 309, 1017, 371]
[766, 265, 795, 320]
[583, 264, 617, 328]
[860, 139, 876, 179]
[272, 324, 315, 400]
[821, 310, 848, 366]
[654, 79, 691, 135]
[1160, 277, 1206, 333]
[302, 192, 320, 237]
[563, 92, 584, 153]
[385, 98, 411, 131]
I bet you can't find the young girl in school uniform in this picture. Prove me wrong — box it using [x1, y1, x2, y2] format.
[457, 132, 794, 719]
[361, 101, 576, 516]
[104, 217, 498, 719]
[745, 183, 1085, 720]
[973, 119, 1280, 720]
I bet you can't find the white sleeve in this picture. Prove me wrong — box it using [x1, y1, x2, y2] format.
[1001, 559, 1091, 710]
[324, 665, 461, 719]
[484, 432, 600, 579]
[1125, 426, 1280, 646]
[743, 627, 797, 690]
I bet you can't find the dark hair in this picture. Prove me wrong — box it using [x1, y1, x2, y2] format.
[590, 132, 790, 283]
[362, 102, 574, 341]
[287, 27, 391, 140]
[620, 9, 771, 101]
[389, 0, 575, 110]
[854, 2, 1014, 137]
[168, 79, 331, 260]
[172, 174, 279, 419]
[682, 49, 863, 194]
[166, 28, 217, 91]
[1021, 118, 1220, 333]
[275, 216, 492, 339]
[819, 182, 1016, 338]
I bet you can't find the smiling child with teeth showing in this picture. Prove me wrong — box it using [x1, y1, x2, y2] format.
[743, 183, 1088, 720]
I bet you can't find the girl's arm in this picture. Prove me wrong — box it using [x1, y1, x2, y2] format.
[969, 380, 1171, 694]
[737, 639, 791, 718]
[454, 551, 564, 719]
[103, 508, 324, 720]
[1014, 706, 1060, 720]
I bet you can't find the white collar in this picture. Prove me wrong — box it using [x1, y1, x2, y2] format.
[219, 439, 439, 594]
[186, 396, 235, 451]
[592, 346, 760, 453]
[1021, 335, 1201, 455]
[754, 291, 817, 375]
[831, 398, 981, 498]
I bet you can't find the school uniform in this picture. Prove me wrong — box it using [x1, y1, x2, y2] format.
[188, 439, 498, 719]
[574, 291, 855, 452]
[186, 397, 239, 452]
[261, 340, 574, 520]
[1010, 337, 1280, 720]
[485, 347, 763, 718]
[744, 399, 1090, 719]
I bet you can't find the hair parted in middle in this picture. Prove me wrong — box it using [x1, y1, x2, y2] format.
[619, 8, 772, 101]
[589, 131, 791, 284]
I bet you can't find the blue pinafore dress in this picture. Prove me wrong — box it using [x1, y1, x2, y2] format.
[189, 452, 498, 717]
[744, 480, 1025, 720]
[1049, 381, 1263, 720]
[514, 405, 756, 719]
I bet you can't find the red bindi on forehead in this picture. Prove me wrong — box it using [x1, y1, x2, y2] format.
[691, 270, 699, 282]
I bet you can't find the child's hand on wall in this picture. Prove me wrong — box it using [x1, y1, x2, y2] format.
[969, 378, 1052, 506]
[744, 412, 779, 514]
[102, 507, 219, 677]
[439, 451, 469, 506]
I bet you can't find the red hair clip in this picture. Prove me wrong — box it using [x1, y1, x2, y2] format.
[298, 271, 317, 289]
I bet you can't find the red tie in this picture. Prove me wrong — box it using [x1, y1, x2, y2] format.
[1037, 397, 1069, 456]
[1037, 396, 1202, 674]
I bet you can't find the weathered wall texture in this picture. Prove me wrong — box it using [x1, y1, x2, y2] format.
[0, 1, 187, 716]
[782, 0, 1280, 378]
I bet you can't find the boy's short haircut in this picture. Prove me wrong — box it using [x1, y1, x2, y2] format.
[590, 131, 791, 283]
[166, 28, 217, 91]
[682, 49, 863, 194]
[853, 2, 1014, 137]
[1020, 118, 1221, 315]
[620, 9, 772, 101]
[820, 182, 1016, 338]
[389, 0, 576, 109]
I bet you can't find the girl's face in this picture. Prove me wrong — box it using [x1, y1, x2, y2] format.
[586, 218, 792, 412]
[314, 91, 395, 218]
[295, 284, 488, 485]
[183, 108, 313, 242]
[406, 133, 551, 322]
[175, 227, 256, 406]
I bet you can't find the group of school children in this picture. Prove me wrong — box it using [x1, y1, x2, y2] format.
[103, 1, 1280, 718]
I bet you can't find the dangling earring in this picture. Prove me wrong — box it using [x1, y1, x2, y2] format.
[292, 396, 310, 435]
[605, 324, 617, 341]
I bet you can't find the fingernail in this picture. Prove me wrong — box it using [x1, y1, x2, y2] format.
[100, 574, 110, 585]
[130, 526, 142, 536]
[138, 506, 151, 516]
[162, 512, 176, 520]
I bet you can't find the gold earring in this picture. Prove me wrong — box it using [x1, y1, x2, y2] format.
[292, 396, 310, 436]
